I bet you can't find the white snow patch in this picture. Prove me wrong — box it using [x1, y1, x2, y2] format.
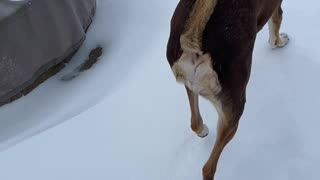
[0, 0, 320, 180]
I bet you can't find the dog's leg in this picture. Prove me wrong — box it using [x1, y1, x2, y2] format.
[186, 86, 209, 138]
[201, 52, 251, 179]
[202, 99, 244, 180]
[268, 3, 289, 49]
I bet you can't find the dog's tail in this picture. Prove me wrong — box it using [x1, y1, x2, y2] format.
[180, 0, 218, 54]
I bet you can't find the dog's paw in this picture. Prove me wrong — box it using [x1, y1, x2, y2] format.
[197, 124, 209, 138]
[269, 33, 290, 49]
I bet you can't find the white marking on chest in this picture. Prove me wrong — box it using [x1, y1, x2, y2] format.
[172, 52, 221, 99]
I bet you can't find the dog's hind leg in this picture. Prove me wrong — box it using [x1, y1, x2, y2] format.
[186, 86, 209, 138]
[202, 98, 245, 180]
[268, 3, 289, 49]
[202, 67, 249, 180]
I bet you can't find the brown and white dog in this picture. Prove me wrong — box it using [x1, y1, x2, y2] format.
[166, 0, 289, 179]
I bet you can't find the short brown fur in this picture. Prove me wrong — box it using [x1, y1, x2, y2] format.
[180, 0, 218, 54]
[166, 0, 288, 179]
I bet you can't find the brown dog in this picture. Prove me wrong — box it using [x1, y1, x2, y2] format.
[166, 0, 289, 179]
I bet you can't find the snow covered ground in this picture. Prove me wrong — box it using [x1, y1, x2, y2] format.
[1, 0, 320, 179]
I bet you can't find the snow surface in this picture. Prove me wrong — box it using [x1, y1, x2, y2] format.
[1, 0, 320, 179]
